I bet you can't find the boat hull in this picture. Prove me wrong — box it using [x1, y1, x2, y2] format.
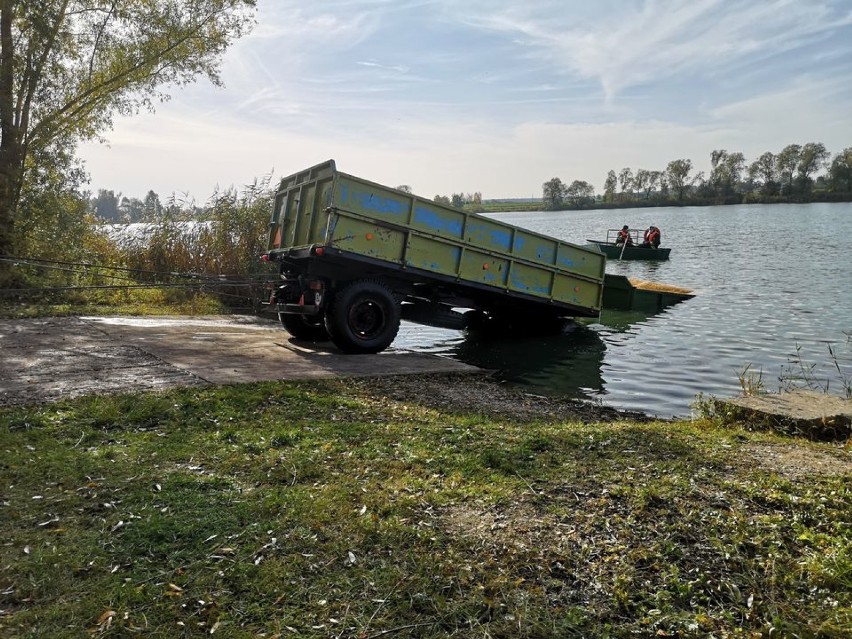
[586, 241, 671, 261]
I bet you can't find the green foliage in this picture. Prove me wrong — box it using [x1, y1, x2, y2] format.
[603, 169, 617, 202]
[829, 147, 852, 193]
[542, 177, 566, 210]
[0, 0, 257, 267]
[565, 179, 595, 206]
[15, 146, 93, 267]
[665, 158, 693, 201]
[2, 175, 274, 315]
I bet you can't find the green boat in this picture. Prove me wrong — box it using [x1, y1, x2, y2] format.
[586, 228, 670, 260]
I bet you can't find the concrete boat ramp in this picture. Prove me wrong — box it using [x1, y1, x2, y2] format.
[0, 315, 477, 406]
[719, 390, 852, 440]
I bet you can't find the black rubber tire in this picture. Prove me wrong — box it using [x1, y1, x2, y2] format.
[279, 313, 329, 341]
[324, 280, 401, 354]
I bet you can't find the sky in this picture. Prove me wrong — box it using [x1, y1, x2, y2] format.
[77, 0, 852, 202]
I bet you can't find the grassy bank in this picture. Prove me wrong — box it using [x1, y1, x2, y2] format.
[1, 379, 849, 638]
[0, 289, 228, 320]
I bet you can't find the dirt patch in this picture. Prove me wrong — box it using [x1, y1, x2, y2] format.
[344, 373, 653, 423]
[742, 442, 852, 479]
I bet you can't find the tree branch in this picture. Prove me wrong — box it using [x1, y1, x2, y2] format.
[30, 7, 225, 148]
[19, 0, 72, 149]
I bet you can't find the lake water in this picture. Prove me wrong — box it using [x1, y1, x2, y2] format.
[391, 202, 852, 418]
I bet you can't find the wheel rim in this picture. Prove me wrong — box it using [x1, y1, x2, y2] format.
[347, 299, 386, 339]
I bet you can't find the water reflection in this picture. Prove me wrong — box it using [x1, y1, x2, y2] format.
[585, 309, 653, 333]
[446, 322, 607, 399]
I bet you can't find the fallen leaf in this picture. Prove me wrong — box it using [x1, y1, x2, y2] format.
[97, 610, 116, 625]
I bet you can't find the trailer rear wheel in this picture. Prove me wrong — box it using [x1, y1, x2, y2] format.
[325, 280, 401, 354]
[279, 313, 329, 341]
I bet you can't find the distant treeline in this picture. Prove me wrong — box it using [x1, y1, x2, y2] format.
[537, 143, 852, 212]
[88, 142, 852, 223]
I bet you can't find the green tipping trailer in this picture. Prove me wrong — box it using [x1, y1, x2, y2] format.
[262, 159, 607, 353]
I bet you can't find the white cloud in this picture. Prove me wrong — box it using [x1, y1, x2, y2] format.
[455, 0, 852, 102]
[77, 0, 852, 201]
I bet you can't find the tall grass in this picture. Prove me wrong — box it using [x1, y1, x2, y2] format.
[120, 177, 273, 280]
[3, 177, 277, 316]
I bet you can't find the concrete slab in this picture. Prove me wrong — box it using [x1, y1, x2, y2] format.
[720, 390, 852, 440]
[0, 315, 479, 406]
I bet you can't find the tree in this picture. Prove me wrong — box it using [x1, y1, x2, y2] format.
[777, 144, 801, 195]
[665, 159, 692, 201]
[565, 180, 594, 206]
[796, 142, 829, 194]
[119, 196, 144, 222]
[617, 167, 633, 200]
[144, 190, 162, 220]
[94, 189, 119, 221]
[828, 148, 852, 193]
[724, 153, 746, 195]
[450, 193, 465, 209]
[709, 150, 745, 197]
[433, 194, 450, 205]
[748, 152, 778, 196]
[0, 0, 256, 270]
[657, 172, 669, 198]
[709, 149, 727, 196]
[542, 177, 566, 211]
[603, 170, 617, 203]
[395, 185, 412, 193]
[634, 169, 656, 199]
[16, 139, 90, 263]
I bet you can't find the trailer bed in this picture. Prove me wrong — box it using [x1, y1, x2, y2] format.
[267, 160, 606, 318]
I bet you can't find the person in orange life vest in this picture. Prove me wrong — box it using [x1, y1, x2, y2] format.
[616, 225, 633, 246]
[642, 225, 661, 248]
